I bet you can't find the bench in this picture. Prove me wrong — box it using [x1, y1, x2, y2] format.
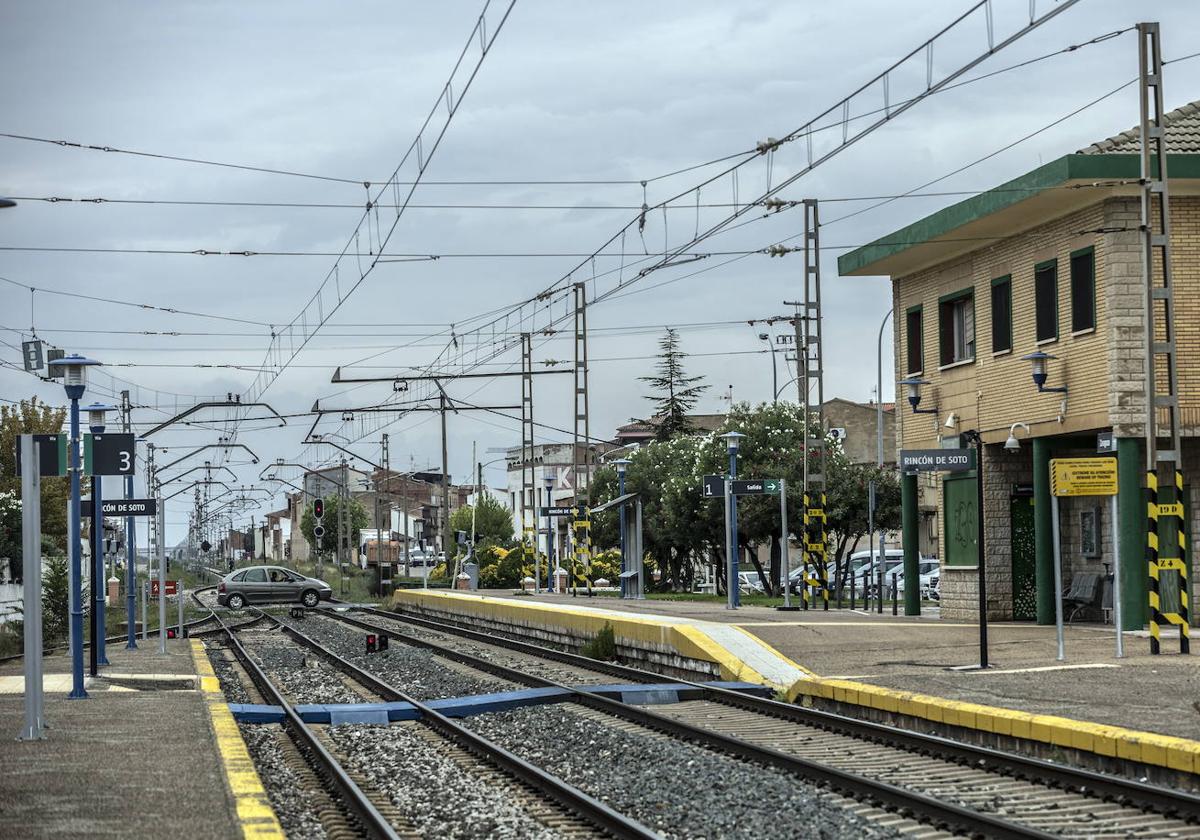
[1063, 572, 1102, 623]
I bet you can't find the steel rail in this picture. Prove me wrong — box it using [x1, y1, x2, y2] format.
[213, 612, 401, 840]
[347, 605, 1200, 820]
[249, 609, 660, 840]
[318, 608, 1054, 840]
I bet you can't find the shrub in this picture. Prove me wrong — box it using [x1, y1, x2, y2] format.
[581, 622, 617, 661]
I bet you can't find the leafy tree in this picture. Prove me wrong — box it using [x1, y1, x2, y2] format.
[0, 398, 70, 551]
[299, 494, 370, 555]
[0, 492, 19, 576]
[449, 493, 514, 550]
[41, 554, 70, 644]
[636, 328, 709, 441]
[589, 401, 902, 596]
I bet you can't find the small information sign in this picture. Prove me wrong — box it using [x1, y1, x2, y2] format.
[150, 580, 178, 597]
[544, 506, 578, 517]
[702, 475, 725, 498]
[730, 479, 781, 496]
[81, 498, 158, 517]
[1050, 457, 1118, 497]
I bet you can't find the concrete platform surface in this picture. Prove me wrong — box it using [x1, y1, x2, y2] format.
[0, 638, 272, 839]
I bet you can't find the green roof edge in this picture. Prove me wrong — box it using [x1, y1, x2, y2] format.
[837, 153, 1200, 277]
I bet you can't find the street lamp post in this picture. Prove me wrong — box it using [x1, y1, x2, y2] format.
[85, 403, 114, 673]
[723, 431, 746, 609]
[614, 458, 631, 597]
[48, 354, 101, 699]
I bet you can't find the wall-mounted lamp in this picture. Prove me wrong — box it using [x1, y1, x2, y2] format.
[1003, 422, 1031, 453]
[1020, 351, 1067, 394]
[898, 377, 938, 415]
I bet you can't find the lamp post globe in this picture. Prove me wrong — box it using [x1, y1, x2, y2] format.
[46, 354, 101, 699]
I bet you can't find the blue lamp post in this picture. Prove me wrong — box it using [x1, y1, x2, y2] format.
[722, 431, 746, 608]
[614, 458, 631, 597]
[85, 403, 114, 672]
[47, 354, 101, 699]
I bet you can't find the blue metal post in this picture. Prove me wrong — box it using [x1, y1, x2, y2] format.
[125, 471, 136, 649]
[729, 444, 740, 608]
[618, 469, 627, 598]
[67, 396, 86, 698]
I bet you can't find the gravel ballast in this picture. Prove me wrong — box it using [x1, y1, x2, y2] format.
[239, 624, 574, 839]
[207, 646, 329, 840]
[294, 614, 516, 700]
[289, 615, 899, 838]
[466, 705, 900, 840]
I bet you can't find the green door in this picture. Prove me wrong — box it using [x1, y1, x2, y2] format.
[1010, 496, 1036, 620]
[943, 474, 978, 568]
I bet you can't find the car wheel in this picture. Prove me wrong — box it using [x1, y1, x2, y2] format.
[301, 589, 319, 608]
[226, 593, 245, 610]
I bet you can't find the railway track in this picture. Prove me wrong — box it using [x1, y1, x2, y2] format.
[224, 611, 656, 839]
[322, 605, 1200, 839]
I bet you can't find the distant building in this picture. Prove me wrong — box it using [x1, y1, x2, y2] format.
[822, 398, 895, 466]
[614, 413, 726, 446]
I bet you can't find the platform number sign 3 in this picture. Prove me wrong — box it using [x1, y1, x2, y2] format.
[86, 433, 137, 476]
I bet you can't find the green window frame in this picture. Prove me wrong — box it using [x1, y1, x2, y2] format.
[937, 287, 975, 367]
[1034, 258, 1058, 342]
[1069, 246, 1096, 333]
[905, 305, 923, 374]
[990, 275, 1012, 353]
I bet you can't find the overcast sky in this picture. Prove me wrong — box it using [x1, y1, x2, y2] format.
[3, 1, 1200, 542]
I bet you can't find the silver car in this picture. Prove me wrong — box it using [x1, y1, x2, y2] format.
[217, 565, 332, 609]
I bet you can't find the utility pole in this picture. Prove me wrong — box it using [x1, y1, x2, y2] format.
[439, 391, 451, 573]
[1138, 22, 1188, 655]
[784, 198, 828, 611]
[520, 333, 537, 592]
[379, 433, 391, 596]
[571, 282, 593, 596]
[120, 390, 137, 650]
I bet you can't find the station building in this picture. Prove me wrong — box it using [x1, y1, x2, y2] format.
[840, 101, 1200, 629]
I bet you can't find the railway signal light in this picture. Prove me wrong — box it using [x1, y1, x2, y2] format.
[313, 499, 324, 519]
[365, 633, 389, 654]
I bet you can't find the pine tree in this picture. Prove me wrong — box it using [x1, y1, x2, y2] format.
[637, 328, 709, 441]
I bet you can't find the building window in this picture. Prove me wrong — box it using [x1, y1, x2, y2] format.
[938, 289, 974, 366]
[1070, 246, 1095, 332]
[1035, 259, 1058, 342]
[990, 275, 1012, 353]
[905, 306, 923, 374]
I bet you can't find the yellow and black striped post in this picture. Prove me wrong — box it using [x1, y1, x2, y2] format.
[1147, 469, 1161, 654]
[572, 507, 592, 596]
[1148, 469, 1191, 655]
[802, 493, 827, 610]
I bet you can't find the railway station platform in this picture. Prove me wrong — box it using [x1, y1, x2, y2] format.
[393, 589, 1200, 780]
[0, 638, 279, 840]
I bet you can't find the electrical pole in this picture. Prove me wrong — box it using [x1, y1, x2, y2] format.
[439, 391, 451, 573]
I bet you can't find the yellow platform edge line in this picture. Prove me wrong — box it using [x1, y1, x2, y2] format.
[189, 640, 286, 840]
[393, 591, 1200, 775]
[789, 675, 1200, 774]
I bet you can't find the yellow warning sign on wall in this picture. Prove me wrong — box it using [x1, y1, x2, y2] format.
[1050, 457, 1118, 497]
